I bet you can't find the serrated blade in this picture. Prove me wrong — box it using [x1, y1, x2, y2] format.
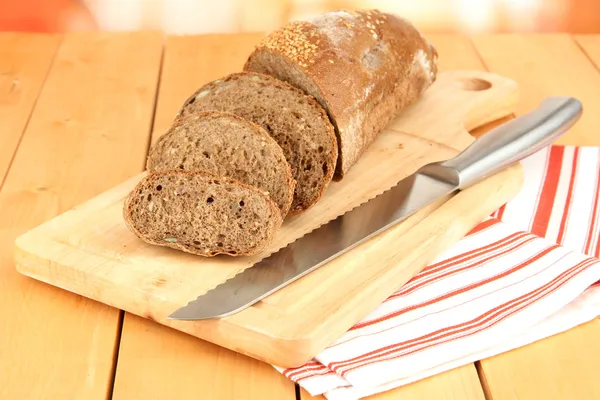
[168, 171, 456, 320]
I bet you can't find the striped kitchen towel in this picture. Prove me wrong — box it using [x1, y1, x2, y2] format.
[275, 145, 600, 400]
[493, 145, 600, 257]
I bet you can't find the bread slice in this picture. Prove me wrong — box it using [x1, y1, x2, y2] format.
[147, 111, 294, 218]
[176, 72, 338, 216]
[123, 170, 282, 257]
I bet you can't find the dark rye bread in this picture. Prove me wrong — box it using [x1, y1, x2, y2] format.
[123, 170, 282, 257]
[244, 9, 438, 179]
[176, 72, 337, 216]
[147, 111, 294, 218]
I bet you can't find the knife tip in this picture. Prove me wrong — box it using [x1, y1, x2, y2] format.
[167, 309, 214, 321]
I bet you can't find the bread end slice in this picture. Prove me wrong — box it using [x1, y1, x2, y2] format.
[123, 170, 282, 257]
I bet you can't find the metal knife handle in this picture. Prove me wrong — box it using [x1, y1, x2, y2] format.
[422, 96, 583, 189]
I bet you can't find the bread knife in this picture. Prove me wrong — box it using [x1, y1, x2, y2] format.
[168, 96, 582, 321]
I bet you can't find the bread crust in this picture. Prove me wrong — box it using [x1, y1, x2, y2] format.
[244, 9, 438, 179]
[122, 170, 283, 257]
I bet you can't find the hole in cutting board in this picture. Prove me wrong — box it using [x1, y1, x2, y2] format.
[460, 78, 492, 91]
[469, 115, 515, 138]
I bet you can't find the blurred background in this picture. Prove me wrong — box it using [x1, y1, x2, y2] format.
[0, 0, 598, 35]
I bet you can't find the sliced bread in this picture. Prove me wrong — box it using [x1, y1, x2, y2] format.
[176, 72, 338, 216]
[147, 111, 294, 218]
[244, 9, 438, 179]
[123, 170, 282, 257]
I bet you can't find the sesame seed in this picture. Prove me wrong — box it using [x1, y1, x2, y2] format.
[258, 21, 320, 65]
[328, 59, 334, 64]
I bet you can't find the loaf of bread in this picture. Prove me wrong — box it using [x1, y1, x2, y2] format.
[147, 110, 295, 218]
[176, 72, 337, 215]
[124, 9, 438, 257]
[123, 170, 283, 256]
[244, 9, 438, 179]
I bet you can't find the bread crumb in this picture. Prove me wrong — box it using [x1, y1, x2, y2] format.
[398, 143, 404, 149]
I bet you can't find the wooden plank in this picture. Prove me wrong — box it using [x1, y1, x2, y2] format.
[477, 320, 600, 400]
[0, 33, 60, 182]
[0, 31, 162, 400]
[471, 33, 600, 400]
[575, 35, 600, 70]
[472, 34, 600, 146]
[113, 33, 295, 400]
[299, 34, 489, 400]
[425, 34, 485, 71]
[114, 315, 295, 400]
[151, 33, 264, 143]
[302, 364, 486, 400]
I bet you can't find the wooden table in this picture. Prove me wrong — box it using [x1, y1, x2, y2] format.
[1, 31, 600, 400]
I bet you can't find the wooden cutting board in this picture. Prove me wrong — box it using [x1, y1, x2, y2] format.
[14, 69, 523, 368]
